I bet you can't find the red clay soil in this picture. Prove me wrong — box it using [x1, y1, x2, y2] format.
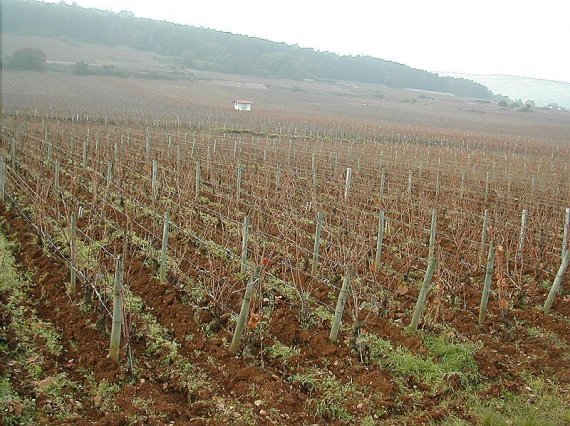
[0, 204, 215, 424]
[3, 165, 570, 424]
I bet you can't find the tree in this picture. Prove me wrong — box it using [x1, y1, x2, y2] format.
[8, 48, 46, 70]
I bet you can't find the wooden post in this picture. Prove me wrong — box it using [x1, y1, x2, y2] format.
[330, 267, 352, 343]
[544, 250, 570, 314]
[195, 162, 201, 199]
[106, 160, 113, 186]
[152, 160, 158, 198]
[0, 156, 6, 202]
[311, 212, 324, 275]
[82, 137, 88, 167]
[374, 210, 385, 272]
[460, 171, 465, 199]
[562, 207, 570, 261]
[109, 255, 124, 362]
[409, 256, 437, 330]
[237, 164, 244, 202]
[69, 210, 78, 295]
[478, 241, 495, 326]
[435, 171, 440, 196]
[230, 267, 260, 354]
[478, 209, 489, 266]
[517, 209, 529, 260]
[407, 170, 413, 194]
[344, 167, 352, 200]
[241, 216, 250, 274]
[160, 212, 170, 282]
[380, 170, 386, 195]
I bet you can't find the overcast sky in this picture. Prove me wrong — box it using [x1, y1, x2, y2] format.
[42, 0, 570, 83]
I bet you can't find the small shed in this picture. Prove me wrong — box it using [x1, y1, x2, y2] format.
[233, 100, 252, 111]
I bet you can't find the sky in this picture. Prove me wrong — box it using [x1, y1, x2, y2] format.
[41, 0, 570, 83]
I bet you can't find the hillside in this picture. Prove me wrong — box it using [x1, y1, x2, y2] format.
[1, 0, 492, 99]
[442, 72, 570, 109]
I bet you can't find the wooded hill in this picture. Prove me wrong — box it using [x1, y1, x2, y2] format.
[2, 0, 492, 99]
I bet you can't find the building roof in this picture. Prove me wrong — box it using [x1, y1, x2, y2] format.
[234, 100, 253, 104]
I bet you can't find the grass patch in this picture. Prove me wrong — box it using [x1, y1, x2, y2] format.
[265, 341, 300, 364]
[472, 376, 570, 426]
[361, 331, 479, 390]
[289, 369, 357, 421]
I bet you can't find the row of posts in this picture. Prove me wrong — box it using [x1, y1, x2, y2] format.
[2, 149, 569, 362]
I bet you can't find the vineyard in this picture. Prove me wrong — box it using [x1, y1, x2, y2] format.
[1, 84, 570, 425]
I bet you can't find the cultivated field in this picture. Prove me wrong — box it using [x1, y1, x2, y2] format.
[1, 69, 570, 425]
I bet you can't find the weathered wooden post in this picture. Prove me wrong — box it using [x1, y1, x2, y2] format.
[562, 207, 570, 261]
[0, 157, 6, 202]
[409, 209, 438, 330]
[374, 210, 385, 272]
[160, 212, 170, 282]
[460, 171, 465, 199]
[106, 160, 113, 186]
[517, 209, 529, 261]
[409, 256, 437, 330]
[82, 136, 88, 167]
[478, 241, 495, 326]
[478, 209, 489, 266]
[152, 160, 158, 199]
[311, 212, 324, 275]
[241, 216, 250, 274]
[544, 250, 570, 314]
[407, 170, 413, 195]
[195, 162, 201, 199]
[230, 267, 260, 354]
[70, 210, 78, 295]
[380, 170, 386, 195]
[330, 267, 353, 343]
[344, 167, 352, 200]
[109, 255, 124, 362]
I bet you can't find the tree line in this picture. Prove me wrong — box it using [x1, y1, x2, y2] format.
[2, 0, 492, 99]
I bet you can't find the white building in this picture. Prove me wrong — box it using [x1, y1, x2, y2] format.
[233, 100, 252, 111]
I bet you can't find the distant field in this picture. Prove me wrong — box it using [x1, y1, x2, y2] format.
[2, 68, 569, 142]
[1, 33, 174, 70]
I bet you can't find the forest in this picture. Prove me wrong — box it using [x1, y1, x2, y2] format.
[2, 0, 493, 99]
